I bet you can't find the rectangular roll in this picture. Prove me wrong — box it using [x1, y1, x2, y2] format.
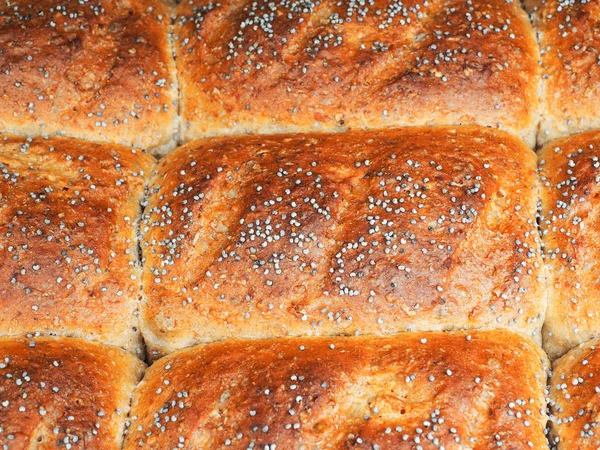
[124, 331, 549, 450]
[0, 0, 178, 154]
[527, 0, 600, 145]
[0, 135, 154, 354]
[549, 337, 600, 449]
[539, 131, 600, 359]
[174, 0, 540, 147]
[0, 336, 145, 449]
[141, 126, 545, 357]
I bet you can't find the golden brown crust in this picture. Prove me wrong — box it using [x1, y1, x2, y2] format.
[124, 330, 549, 450]
[0, 336, 145, 449]
[141, 126, 545, 357]
[549, 337, 600, 450]
[539, 131, 600, 359]
[175, 0, 540, 147]
[527, 0, 600, 145]
[0, 0, 178, 153]
[0, 135, 155, 354]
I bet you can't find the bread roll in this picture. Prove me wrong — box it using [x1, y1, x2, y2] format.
[174, 0, 540, 147]
[539, 131, 600, 359]
[141, 126, 545, 357]
[0, 135, 154, 354]
[0, 0, 178, 154]
[0, 336, 145, 449]
[124, 330, 549, 449]
[549, 337, 600, 449]
[526, 0, 600, 145]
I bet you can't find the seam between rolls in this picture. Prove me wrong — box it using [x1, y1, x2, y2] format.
[533, 146, 555, 447]
[527, 3, 546, 151]
[168, 4, 183, 149]
[119, 364, 147, 450]
[534, 156, 550, 343]
[522, 3, 554, 444]
[136, 161, 156, 365]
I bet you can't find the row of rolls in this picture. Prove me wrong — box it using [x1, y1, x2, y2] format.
[1, 125, 599, 448]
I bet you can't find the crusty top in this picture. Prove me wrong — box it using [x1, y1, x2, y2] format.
[527, 0, 600, 144]
[539, 131, 600, 359]
[124, 330, 549, 450]
[141, 126, 545, 357]
[0, 0, 178, 152]
[549, 337, 600, 450]
[175, 0, 540, 147]
[0, 336, 145, 449]
[0, 135, 154, 354]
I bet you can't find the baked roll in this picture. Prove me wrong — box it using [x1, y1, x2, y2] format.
[124, 331, 549, 449]
[0, 336, 145, 449]
[0, 135, 154, 354]
[540, 131, 600, 359]
[141, 126, 545, 357]
[549, 337, 600, 449]
[527, 0, 600, 145]
[0, 0, 178, 154]
[174, 0, 540, 147]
